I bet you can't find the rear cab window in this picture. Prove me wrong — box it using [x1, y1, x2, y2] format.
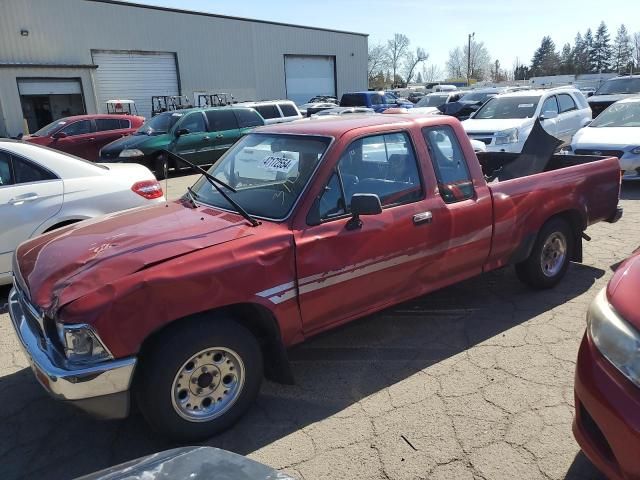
[422, 125, 475, 203]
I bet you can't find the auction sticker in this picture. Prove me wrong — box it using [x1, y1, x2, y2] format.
[259, 155, 297, 173]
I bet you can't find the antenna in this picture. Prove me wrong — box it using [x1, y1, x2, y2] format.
[164, 156, 169, 206]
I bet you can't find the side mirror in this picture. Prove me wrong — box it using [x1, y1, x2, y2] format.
[347, 193, 382, 230]
[175, 128, 189, 137]
[540, 110, 558, 121]
[587, 91, 594, 97]
[52, 131, 67, 139]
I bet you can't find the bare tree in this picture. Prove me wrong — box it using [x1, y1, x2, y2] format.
[402, 47, 429, 86]
[446, 47, 465, 78]
[368, 42, 388, 81]
[422, 63, 444, 83]
[634, 32, 640, 70]
[465, 40, 492, 81]
[387, 33, 410, 87]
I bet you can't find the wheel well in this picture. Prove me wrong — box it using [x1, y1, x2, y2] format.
[138, 303, 294, 385]
[540, 210, 585, 262]
[43, 219, 82, 233]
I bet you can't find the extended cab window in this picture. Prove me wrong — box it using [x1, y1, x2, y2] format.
[423, 126, 474, 203]
[318, 132, 422, 220]
[254, 105, 280, 119]
[206, 110, 238, 131]
[558, 94, 577, 113]
[235, 109, 263, 128]
[60, 120, 92, 136]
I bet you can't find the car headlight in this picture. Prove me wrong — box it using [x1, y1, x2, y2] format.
[588, 288, 640, 387]
[56, 322, 113, 364]
[630, 146, 640, 155]
[494, 128, 519, 145]
[119, 149, 144, 158]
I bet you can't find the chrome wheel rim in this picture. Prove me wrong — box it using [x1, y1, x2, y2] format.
[171, 347, 245, 422]
[540, 232, 567, 277]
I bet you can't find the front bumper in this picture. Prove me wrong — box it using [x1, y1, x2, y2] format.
[8, 287, 136, 419]
[573, 332, 640, 480]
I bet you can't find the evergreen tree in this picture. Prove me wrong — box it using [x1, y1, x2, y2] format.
[415, 71, 423, 84]
[584, 29, 595, 72]
[514, 65, 530, 81]
[592, 22, 612, 72]
[572, 32, 588, 74]
[559, 43, 573, 74]
[530, 36, 560, 76]
[612, 24, 633, 73]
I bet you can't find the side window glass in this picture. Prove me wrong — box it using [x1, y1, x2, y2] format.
[205, 110, 238, 131]
[0, 151, 14, 186]
[422, 126, 474, 203]
[95, 118, 122, 131]
[371, 95, 383, 106]
[180, 113, 206, 133]
[119, 119, 131, 129]
[384, 94, 396, 104]
[278, 103, 299, 117]
[12, 156, 56, 184]
[318, 132, 422, 220]
[558, 94, 577, 113]
[542, 96, 559, 115]
[60, 120, 92, 136]
[235, 109, 264, 128]
[255, 105, 280, 119]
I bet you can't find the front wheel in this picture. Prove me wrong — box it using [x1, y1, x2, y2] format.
[515, 218, 574, 289]
[135, 317, 263, 441]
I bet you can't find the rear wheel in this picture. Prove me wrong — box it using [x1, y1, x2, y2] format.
[135, 317, 263, 441]
[515, 218, 574, 289]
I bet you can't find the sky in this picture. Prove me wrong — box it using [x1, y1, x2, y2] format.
[123, 0, 640, 75]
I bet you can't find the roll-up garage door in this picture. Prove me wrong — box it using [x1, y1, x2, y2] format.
[284, 55, 336, 106]
[92, 51, 179, 120]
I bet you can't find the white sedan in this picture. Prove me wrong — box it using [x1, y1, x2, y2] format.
[0, 140, 165, 284]
[570, 97, 640, 179]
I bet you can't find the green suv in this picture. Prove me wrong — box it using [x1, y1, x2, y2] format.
[99, 107, 264, 179]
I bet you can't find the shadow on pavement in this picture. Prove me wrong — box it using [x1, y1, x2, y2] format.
[0, 284, 10, 315]
[621, 181, 640, 201]
[0, 263, 604, 479]
[564, 451, 606, 480]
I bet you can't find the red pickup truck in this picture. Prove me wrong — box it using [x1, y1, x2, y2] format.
[9, 114, 622, 440]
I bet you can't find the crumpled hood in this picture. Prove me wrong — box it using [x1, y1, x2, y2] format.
[607, 253, 640, 329]
[573, 126, 639, 149]
[16, 201, 253, 315]
[100, 133, 160, 154]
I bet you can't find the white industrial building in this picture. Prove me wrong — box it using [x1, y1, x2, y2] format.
[0, 0, 368, 136]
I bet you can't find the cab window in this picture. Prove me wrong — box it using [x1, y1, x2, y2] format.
[60, 120, 92, 136]
[422, 126, 474, 203]
[180, 112, 206, 133]
[558, 94, 577, 113]
[541, 96, 559, 115]
[317, 132, 422, 220]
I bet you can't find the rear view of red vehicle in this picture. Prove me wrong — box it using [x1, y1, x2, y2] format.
[23, 114, 144, 161]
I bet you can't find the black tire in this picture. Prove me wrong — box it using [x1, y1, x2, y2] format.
[153, 154, 168, 180]
[134, 316, 263, 441]
[515, 218, 574, 289]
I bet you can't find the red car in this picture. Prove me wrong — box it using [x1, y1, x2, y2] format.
[23, 114, 144, 161]
[574, 252, 640, 479]
[9, 115, 621, 440]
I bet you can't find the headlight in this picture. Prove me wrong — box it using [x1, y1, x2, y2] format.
[119, 149, 144, 158]
[494, 128, 519, 145]
[630, 146, 640, 155]
[56, 322, 112, 364]
[588, 288, 640, 387]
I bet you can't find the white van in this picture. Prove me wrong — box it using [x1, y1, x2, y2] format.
[235, 100, 302, 124]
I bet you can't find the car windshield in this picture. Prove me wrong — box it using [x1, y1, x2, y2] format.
[474, 96, 541, 119]
[590, 102, 640, 127]
[135, 112, 183, 135]
[33, 120, 69, 137]
[595, 78, 640, 95]
[417, 95, 449, 107]
[461, 92, 496, 103]
[191, 133, 332, 219]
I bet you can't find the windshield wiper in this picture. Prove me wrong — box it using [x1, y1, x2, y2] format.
[163, 149, 260, 227]
[185, 186, 199, 208]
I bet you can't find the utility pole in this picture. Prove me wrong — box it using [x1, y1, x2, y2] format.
[467, 32, 475, 86]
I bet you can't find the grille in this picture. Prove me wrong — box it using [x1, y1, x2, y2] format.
[14, 282, 45, 340]
[468, 133, 494, 145]
[575, 149, 624, 158]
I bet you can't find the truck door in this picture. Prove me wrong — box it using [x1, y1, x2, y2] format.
[293, 131, 448, 335]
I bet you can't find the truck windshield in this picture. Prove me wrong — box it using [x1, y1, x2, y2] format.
[590, 101, 640, 127]
[191, 133, 332, 220]
[135, 112, 182, 135]
[417, 95, 449, 107]
[595, 78, 640, 95]
[474, 96, 541, 119]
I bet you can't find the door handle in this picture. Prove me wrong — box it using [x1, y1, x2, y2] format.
[9, 194, 39, 205]
[216, 134, 224, 139]
[204, 136, 211, 141]
[413, 211, 433, 225]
